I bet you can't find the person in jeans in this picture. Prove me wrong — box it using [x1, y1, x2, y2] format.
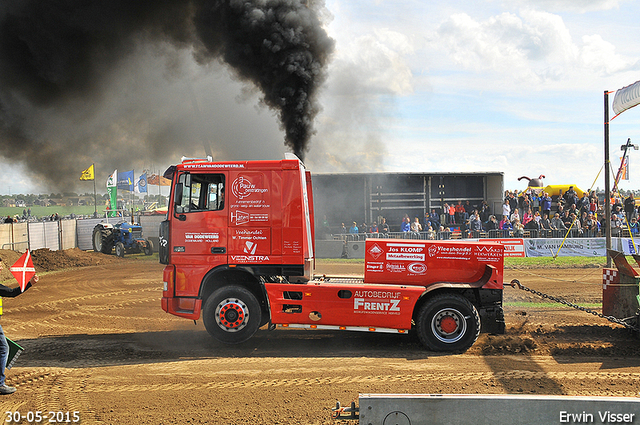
[0, 259, 39, 395]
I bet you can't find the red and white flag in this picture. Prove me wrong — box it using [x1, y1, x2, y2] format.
[10, 251, 35, 292]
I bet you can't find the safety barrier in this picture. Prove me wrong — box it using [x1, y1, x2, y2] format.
[0, 215, 165, 253]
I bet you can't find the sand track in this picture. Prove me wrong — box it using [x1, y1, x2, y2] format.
[0, 254, 638, 424]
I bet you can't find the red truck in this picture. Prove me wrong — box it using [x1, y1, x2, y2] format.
[160, 155, 505, 352]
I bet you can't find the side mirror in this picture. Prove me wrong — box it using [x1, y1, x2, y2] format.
[174, 183, 183, 207]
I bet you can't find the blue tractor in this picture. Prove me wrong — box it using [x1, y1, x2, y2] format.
[92, 222, 153, 257]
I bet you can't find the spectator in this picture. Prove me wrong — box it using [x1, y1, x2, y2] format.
[584, 212, 598, 236]
[541, 192, 552, 217]
[401, 217, 411, 232]
[564, 186, 577, 207]
[611, 214, 623, 235]
[540, 213, 552, 230]
[485, 215, 499, 231]
[340, 223, 347, 234]
[428, 209, 441, 231]
[379, 218, 390, 234]
[469, 211, 483, 232]
[3, 216, 12, 224]
[510, 209, 521, 224]
[454, 201, 465, 224]
[369, 222, 378, 233]
[513, 219, 524, 237]
[525, 216, 540, 231]
[522, 208, 533, 226]
[508, 191, 518, 218]
[531, 192, 540, 213]
[589, 192, 598, 216]
[426, 225, 436, 240]
[349, 222, 359, 234]
[569, 213, 582, 235]
[479, 201, 491, 222]
[463, 201, 474, 221]
[624, 194, 635, 223]
[360, 222, 367, 234]
[446, 203, 456, 225]
[410, 217, 422, 234]
[502, 199, 511, 220]
[499, 216, 512, 230]
[551, 213, 566, 230]
[630, 217, 639, 235]
[579, 193, 590, 215]
[522, 193, 531, 215]
[561, 211, 573, 229]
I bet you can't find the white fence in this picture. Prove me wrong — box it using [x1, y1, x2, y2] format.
[0, 216, 166, 253]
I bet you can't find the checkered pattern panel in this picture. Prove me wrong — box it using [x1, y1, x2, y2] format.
[602, 269, 619, 289]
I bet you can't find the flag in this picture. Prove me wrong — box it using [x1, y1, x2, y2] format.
[117, 170, 134, 192]
[135, 173, 148, 193]
[106, 170, 117, 217]
[10, 251, 36, 292]
[80, 164, 95, 181]
[613, 80, 640, 117]
[148, 173, 171, 186]
[620, 156, 629, 180]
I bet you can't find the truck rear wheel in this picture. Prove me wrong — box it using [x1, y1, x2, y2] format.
[416, 294, 480, 352]
[203, 286, 262, 344]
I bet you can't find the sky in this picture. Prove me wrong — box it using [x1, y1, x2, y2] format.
[1, 0, 640, 196]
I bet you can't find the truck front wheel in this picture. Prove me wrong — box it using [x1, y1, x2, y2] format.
[203, 286, 262, 344]
[416, 294, 480, 352]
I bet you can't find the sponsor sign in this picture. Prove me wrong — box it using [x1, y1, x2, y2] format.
[353, 290, 402, 316]
[229, 228, 271, 257]
[184, 232, 220, 243]
[524, 238, 605, 257]
[364, 239, 504, 287]
[484, 238, 525, 258]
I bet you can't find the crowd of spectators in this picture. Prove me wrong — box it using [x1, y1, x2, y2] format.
[334, 186, 640, 240]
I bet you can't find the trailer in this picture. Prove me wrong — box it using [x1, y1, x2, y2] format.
[159, 155, 505, 352]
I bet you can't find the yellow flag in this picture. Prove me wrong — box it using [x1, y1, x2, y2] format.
[80, 164, 95, 181]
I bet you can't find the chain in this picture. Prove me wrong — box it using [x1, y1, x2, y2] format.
[508, 279, 640, 331]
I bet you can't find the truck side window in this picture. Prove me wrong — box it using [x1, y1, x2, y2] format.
[177, 173, 225, 213]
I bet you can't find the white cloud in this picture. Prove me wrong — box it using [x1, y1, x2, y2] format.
[504, 0, 626, 13]
[432, 9, 637, 88]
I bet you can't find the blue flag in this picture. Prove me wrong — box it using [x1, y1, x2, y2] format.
[117, 170, 134, 192]
[135, 173, 148, 193]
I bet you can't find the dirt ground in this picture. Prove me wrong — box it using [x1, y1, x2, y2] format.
[0, 250, 639, 424]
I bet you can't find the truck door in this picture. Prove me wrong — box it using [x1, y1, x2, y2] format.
[169, 171, 228, 296]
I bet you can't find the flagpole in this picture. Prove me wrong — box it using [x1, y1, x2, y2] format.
[604, 90, 612, 268]
[93, 163, 97, 217]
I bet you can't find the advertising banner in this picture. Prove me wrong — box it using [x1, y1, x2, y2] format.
[483, 238, 525, 258]
[524, 238, 606, 257]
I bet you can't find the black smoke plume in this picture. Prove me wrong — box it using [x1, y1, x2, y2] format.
[0, 0, 333, 190]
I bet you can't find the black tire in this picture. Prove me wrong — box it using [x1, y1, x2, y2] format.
[202, 286, 262, 344]
[92, 225, 114, 254]
[143, 240, 153, 256]
[115, 242, 125, 258]
[416, 294, 480, 352]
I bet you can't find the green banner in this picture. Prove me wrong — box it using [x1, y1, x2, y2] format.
[106, 170, 117, 217]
